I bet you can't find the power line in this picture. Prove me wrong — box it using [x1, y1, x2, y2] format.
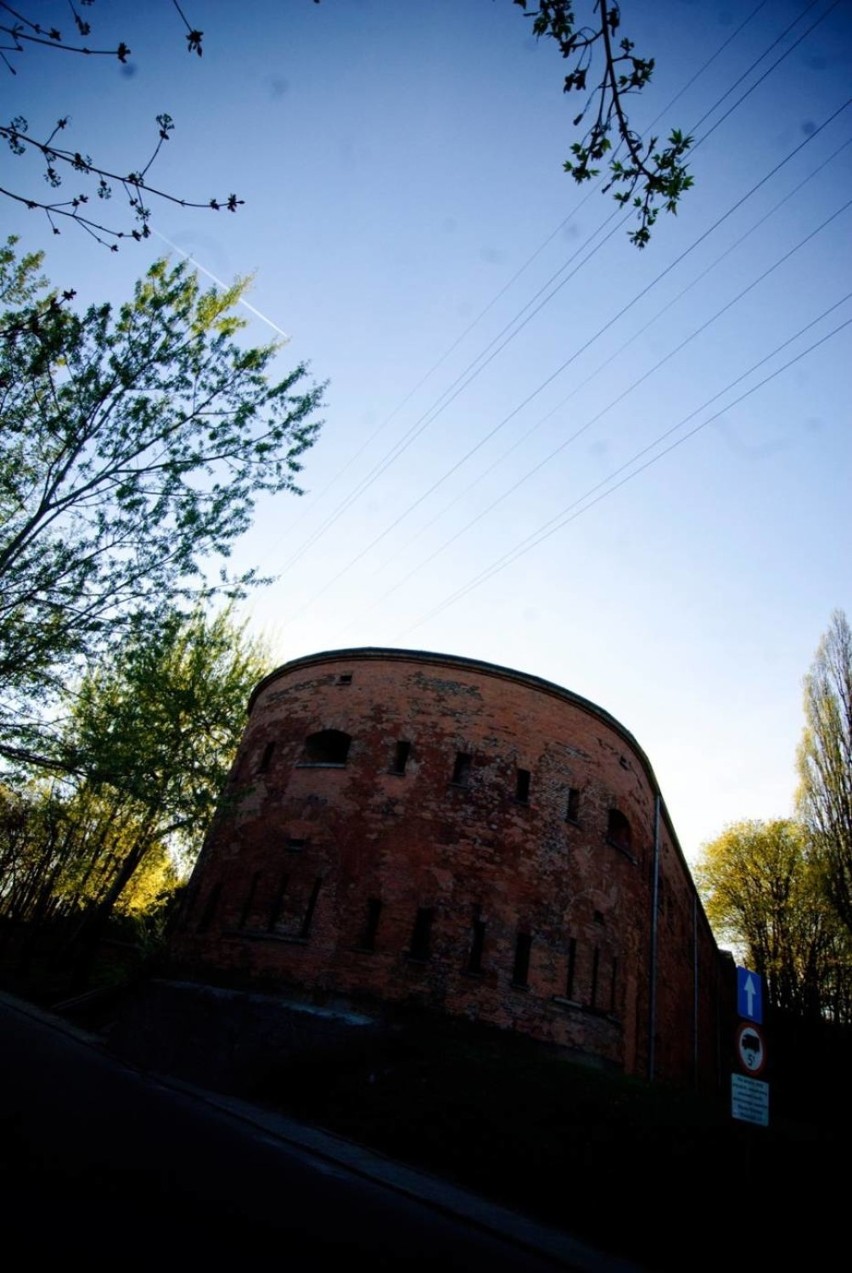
[280, 94, 850, 623]
[398, 298, 852, 635]
[273, 2, 789, 572]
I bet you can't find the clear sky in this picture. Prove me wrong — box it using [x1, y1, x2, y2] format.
[5, 0, 851, 865]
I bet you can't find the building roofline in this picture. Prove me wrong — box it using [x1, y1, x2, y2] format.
[248, 646, 707, 921]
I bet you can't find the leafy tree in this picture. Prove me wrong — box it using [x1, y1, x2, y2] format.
[695, 818, 851, 1022]
[0, 606, 269, 958]
[798, 610, 852, 936]
[0, 238, 323, 765]
[0, 0, 241, 248]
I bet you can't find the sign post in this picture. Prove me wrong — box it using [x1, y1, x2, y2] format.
[731, 966, 769, 1128]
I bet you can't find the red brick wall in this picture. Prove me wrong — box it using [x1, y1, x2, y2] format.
[170, 649, 723, 1086]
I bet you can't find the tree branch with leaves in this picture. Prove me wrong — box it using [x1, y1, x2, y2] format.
[0, 0, 240, 248]
[0, 237, 325, 764]
[515, 0, 693, 246]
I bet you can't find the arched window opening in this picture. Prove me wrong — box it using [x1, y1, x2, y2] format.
[302, 729, 351, 765]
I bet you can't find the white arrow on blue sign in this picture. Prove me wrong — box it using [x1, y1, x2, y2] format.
[737, 966, 764, 1024]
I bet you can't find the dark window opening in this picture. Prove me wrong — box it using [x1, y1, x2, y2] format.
[451, 752, 472, 786]
[512, 931, 532, 988]
[303, 729, 351, 765]
[239, 871, 262, 928]
[267, 873, 289, 930]
[336, 673, 353, 685]
[409, 907, 434, 961]
[391, 740, 411, 775]
[594, 909, 605, 926]
[566, 788, 580, 823]
[286, 836, 308, 851]
[606, 808, 632, 854]
[566, 937, 577, 999]
[591, 946, 600, 1009]
[468, 906, 486, 974]
[515, 767, 531, 803]
[300, 877, 323, 939]
[197, 882, 221, 934]
[257, 741, 276, 774]
[359, 897, 383, 951]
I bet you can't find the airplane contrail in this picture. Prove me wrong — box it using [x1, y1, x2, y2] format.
[151, 229, 291, 344]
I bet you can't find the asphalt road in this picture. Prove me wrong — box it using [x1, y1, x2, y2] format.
[0, 992, 645, 1271]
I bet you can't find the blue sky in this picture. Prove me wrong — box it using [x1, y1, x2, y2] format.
[5, 0, 851, 864]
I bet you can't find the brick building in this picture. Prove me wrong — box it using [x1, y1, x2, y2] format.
[169, 647, 726, 1087]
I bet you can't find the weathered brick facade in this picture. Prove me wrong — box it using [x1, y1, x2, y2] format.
[170, 648, 725, 1087]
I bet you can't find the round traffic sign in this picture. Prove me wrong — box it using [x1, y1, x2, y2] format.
[735, 1021, 766, 1076]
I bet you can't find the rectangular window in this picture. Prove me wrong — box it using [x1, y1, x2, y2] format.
[267, 872, 289, 930]
[257, 741, 276, 774]
[512, 931, 532, 988]
[359, 897, 383, 951]
[409, 907, 434, 961]
[468, 907, 486, 974]
[452, 752, 472, 786]
[391, 740, 411, 775]
[239, 871, 262, 928]
[566, 937, 577, 999]
[336, 673, 353, 685]
[300, 877, 323, 939]
[515, 767, 531, 803]
[566, 788, 580, 823]
[197, 882, 221, 933]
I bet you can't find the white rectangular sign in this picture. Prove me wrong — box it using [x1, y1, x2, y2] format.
[731, 1073, 769, 1127]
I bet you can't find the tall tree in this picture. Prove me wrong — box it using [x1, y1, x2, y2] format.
[0, 238, 323, 765]
[797, 610, 852, 936]
[695, 818, 851, 1022]
[0, 606, 270, 953]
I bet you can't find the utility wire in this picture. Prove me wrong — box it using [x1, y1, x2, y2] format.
[274, 0, 786, 570]
[399, 298, 852, 635]
[365, 133, 852, 589]
[280, 92, 850, 624]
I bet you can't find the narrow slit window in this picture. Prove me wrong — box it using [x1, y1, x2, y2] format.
[239, 871, 262, 928]
[267, 872, 289, 930]
[512, 931, 532, 988]
[451, 752, 472, 786]
[566, 787, 580, 823]
[468, 906, 486, 974]
[566, 937, 577, 999]
[391, 740, 411, 775]
[409, 907, 434, 961]
[257, 741, 276, 774]
[359, 897, 383, 951]
[336, 673, 353, 685]
[607, 808, 632, 854]
[515, 767, 531, 803]
[197, 881, 221, 933]
[300, 877, 323, 939]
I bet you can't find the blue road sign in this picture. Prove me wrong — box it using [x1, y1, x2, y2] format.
[736, 966, 764, 1024]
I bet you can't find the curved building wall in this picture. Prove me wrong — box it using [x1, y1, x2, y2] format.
[170, 648, 723, 1085]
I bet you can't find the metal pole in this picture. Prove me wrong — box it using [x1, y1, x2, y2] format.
[648, 793, 661, 1081]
